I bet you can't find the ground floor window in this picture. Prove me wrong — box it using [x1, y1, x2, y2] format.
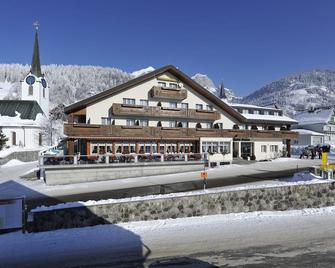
[270, 145, 278, 152]
[261, 145, 267, 153]
[202, 141, 231, 154]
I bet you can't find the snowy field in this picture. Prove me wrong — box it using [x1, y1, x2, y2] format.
[1, 207, 335, 267]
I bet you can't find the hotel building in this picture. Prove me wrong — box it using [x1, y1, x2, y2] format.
[63, 65, 298, 164]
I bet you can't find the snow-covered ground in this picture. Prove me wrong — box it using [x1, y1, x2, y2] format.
[1, 207, 335, 267]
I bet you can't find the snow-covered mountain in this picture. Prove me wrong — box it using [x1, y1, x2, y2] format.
[191, 73, 217, 94]
[242, 69, 335, 116]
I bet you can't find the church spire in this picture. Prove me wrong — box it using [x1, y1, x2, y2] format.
[30, 21, 42, 77]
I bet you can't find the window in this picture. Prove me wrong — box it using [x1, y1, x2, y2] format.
[169, 102, 177, 108]
[11, 132, 16, 146]
[140, 99, 148, 106]
[139, 119, 148, 126]
[123, 98, 135, 105]
[101, 117, 112, 125]
[43, 87, 45, 98]
[206, 122, 213, 129]
[169, 121, 177, 127]
[92, 145, 98, 154]
[242, 109, 249, 114]
[206, 105, 213, 111]
[181, 121, 188, 128]
[169, 83, 178, 88]
[253, 110, 259, 115]
[270, 145, 278, 152]
[196, 104, 203, 110]
[181, 103, 188, 109]
[264, 111, 269, 115]
[28, 86, 33, 96]
[202, 141, 231, 154]
[274, 112, 279, 116]
[158, 81, 166, 87]
[261, 145, 267, 153]
[126, 119, 135, 126]
[38, 133, 42, 146]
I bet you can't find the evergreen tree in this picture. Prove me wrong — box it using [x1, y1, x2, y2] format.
[0, 129, 8, 150]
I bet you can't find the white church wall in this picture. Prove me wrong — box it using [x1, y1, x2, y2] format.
[2, 126, 41, 148]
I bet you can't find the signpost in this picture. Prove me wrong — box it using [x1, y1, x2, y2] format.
[200, 171, 208, 190]
[0, 196, 25, 233]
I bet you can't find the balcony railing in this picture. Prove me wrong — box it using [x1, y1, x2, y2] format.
[150, 86, 187, 100]
[64, 123, 298, 140]
[111, 103, 220, 121]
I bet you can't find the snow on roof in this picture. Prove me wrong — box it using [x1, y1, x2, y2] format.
[231, 103, 280, 110]
[0, 112, 44, 127]
[241, 113, 297, 123]
[294, 108, 334, 125]
[291, 129, 324, 136]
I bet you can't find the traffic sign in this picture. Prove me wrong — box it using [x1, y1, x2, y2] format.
[201, 171, 208, 179]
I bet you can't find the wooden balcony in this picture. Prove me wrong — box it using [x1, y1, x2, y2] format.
[150, 86, 187, 100]
[111, 103, 220, 121]
[64, 123, 299, 140]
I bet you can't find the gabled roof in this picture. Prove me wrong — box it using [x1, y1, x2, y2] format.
[64, 65, 245, 121]
[0, 100, 43, 120]
[64, 65, 296, 125]
[294, 108, 334, 125]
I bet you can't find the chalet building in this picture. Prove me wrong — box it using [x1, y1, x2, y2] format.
[64, 65, 298, 164]
[294, 107, 335, 146]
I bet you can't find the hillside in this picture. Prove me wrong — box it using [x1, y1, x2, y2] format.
[242, 69, 335, 115]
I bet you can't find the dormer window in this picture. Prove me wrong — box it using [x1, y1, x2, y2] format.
[253, 110, 259, 115]
[242, 109, 249, 114]
[274, 112, 279, 116]
[158, 81, 166, 87]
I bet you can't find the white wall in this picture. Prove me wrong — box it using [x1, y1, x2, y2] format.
[253, 139, 283, 161]
[2, 126, 42, 148]
[86, 71, 239, 128]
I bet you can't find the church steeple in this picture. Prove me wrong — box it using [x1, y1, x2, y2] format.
[30, 22, 42, 77]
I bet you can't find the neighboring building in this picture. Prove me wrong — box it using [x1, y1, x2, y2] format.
[64, 65, 297, 164]
[0, 26, 49, 148]
[294, 108, 335, 146]
[291, 129, 324, 147]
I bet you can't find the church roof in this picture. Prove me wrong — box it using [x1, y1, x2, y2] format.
[0, 100, 43, 120]
[30, 30, 42, 77]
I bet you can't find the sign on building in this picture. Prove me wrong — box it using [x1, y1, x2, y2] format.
[0, 197, 25, 231]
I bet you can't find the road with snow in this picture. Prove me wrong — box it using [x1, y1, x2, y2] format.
[1, 207, 335, 267]
[0, 158, 322, 209]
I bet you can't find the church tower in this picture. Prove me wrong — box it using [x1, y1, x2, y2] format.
[21, 22, 49, 118]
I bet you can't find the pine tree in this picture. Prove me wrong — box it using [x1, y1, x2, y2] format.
[0, 129, 8, 150]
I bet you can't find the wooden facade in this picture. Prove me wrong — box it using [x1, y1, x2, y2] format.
[150, 86, 187, 100]
[111, 103, 220, 121]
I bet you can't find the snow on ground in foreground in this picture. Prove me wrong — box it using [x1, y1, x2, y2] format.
[31, 171, 329, 213]
[0, 146, 45, 158]
[3, 206, 335, 254]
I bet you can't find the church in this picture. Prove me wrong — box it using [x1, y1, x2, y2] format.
[0, 25, 49, 148]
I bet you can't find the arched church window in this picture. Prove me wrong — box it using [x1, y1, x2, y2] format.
[43, 87, 45, 98]
[28, 86, 33, 96]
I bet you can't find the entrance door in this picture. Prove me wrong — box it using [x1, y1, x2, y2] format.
[241, 142, 253, 159]
[233, 141, 239, 158]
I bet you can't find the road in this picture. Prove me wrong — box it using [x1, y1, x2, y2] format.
[1, 207, 335, 267]
[0, 158, 322, 209]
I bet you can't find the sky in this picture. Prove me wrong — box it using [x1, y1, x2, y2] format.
[0, 0, 334, 96]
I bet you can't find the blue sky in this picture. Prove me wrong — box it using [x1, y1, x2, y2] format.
[0, 0, 334, 96]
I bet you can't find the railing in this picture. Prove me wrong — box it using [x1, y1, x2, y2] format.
[64, 123, 299, 140]
[111, 103, 220, 120]
[150, 86, 187, 100]
[40, 153, 206, 166]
